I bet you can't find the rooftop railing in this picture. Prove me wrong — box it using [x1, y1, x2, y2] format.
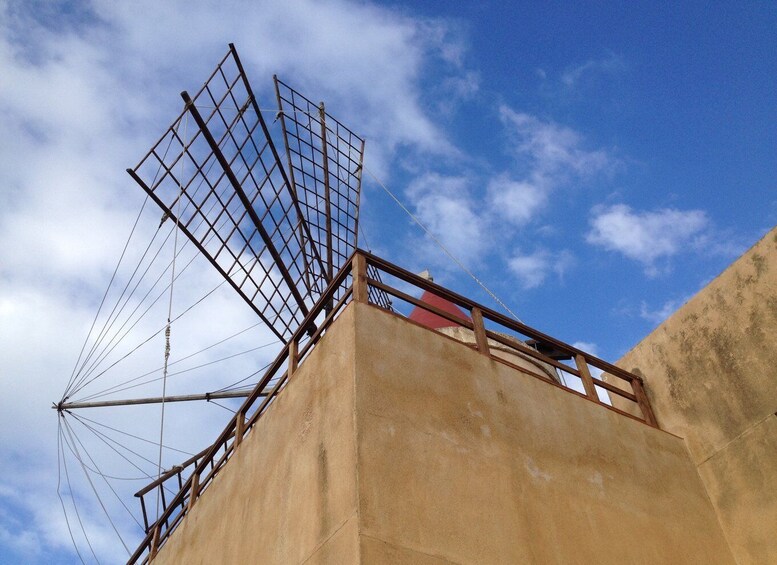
[129, 249, 657, 563]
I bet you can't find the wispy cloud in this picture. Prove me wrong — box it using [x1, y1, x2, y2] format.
[486, 173, 547, 227]
[561, 52, 625, 88]
[586, 204, 709, 276]
[499, 107, 613, 180]
[507, 248, 575, 289]
[490, 108, 615, 233]
[405, 173, 487, 265]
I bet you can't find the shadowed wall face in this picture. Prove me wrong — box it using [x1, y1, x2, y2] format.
[618, 226, 777, 564]
[153, 305, 361, 565]
[154, 301, 734, 564]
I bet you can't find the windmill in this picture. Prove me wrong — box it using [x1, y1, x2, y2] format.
[55, 43, 391, 560]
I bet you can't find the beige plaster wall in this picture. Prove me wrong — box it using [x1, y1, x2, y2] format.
[153, 299, 735, 564]
[154, 304, 361, 565]
[617, 226, 777, 564]
[352, 302, 733, 565]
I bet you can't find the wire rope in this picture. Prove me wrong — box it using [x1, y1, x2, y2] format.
[69, 412, 194, 457]
[59, 418, 101, 563]
[57, 420, 88, 565]
[61, 418, 145, 530]
[65, 123, 183, 397]
[155, 112, 188, 523]
[62, 418, 132, 555]
[363, 165, 524, 324]
[68, 112, 254, 396]
[71, 319, 267, 402]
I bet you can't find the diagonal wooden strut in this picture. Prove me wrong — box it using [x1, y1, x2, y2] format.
[180, 91, 310, 319]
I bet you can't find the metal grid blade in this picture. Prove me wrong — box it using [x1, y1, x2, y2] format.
[274, 78, 363, 288]
[127, 47, 324, 342]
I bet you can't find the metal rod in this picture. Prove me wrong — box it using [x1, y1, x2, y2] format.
[126, 168, 287, 344]
[229, 47, 326, 286]
[318, 102, 334, 283]
[232, 46, 325, 282]
[181, 91, 310, 320]
[56, 390, 258, 411]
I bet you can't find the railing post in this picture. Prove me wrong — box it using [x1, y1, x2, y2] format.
[187, 471, 200, 512]
[288, 337, 298, 378]
[575, 354, 599, 402]
[234, 410, 245, 448]
[632, 378, 658, 427]
[352, 253, 368, 303]
[471, 307, 490, 356]
[149, 524, 160, 561]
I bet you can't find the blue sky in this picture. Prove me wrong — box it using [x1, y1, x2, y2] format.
[0, 1, 775, 562]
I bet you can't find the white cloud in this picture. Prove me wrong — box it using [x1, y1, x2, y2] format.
[487, 173, 547, 227]
[639, 297, 690, 324]
[561, 52, 625, 88]
[488, 107, 615, 228]
[586, 204, 709, 276]
[572, 341, 599, 356]
[405, 173, 486, 265]
[507, 248, 575, 289]
[499, 106, 613, 180]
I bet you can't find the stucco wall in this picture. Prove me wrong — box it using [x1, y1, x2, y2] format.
[154, 304, 361, 565]
[153, 300, 735, 564]
[353, 303, 732, 564]
[617, 226, 777, 564]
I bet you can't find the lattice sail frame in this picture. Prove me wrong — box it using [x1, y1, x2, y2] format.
[273, 77, 391, 310]
[274, 78, 363, 288]
[128, 46, 349, 342]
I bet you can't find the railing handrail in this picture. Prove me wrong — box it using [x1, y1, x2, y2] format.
[359, 249, 644, 386]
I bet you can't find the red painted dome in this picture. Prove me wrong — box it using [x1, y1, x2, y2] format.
[408, 290, 470, 329]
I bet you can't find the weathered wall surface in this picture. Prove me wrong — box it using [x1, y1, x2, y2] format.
[617, 226, 777, 564]
[154, 305, 360, 565]
[153, 297, 738, 564]
[353, 303, 733, 564]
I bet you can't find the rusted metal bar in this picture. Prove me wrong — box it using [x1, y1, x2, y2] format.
[187, 472, 200, 512]
[139, 496, 149, 532]
[591, 377, 638, 402]
[296, 288, 353, 362]
[352, 253, 368, 303]
[181, 92, 310, 321]
[318, 102, 334, 282]
[368, 278, 473, 329]
[234, 410, 245, 448]
[483, 330, 578, 376]
[149, 525, 160, 561]
[273, 76, 315, 294]
[58, 390, 255, 411]
[575, 354, 599, 402]
[632, 379, 658, 427]
[288, 338, 298, 379]
[233, 49, 326, 282]
[352, 137, 365, 247]
[470, 307, 490, 356]
[126, 168, 286, 343]
[134, 445, 209, 498]
[360, 250, 643, 385]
